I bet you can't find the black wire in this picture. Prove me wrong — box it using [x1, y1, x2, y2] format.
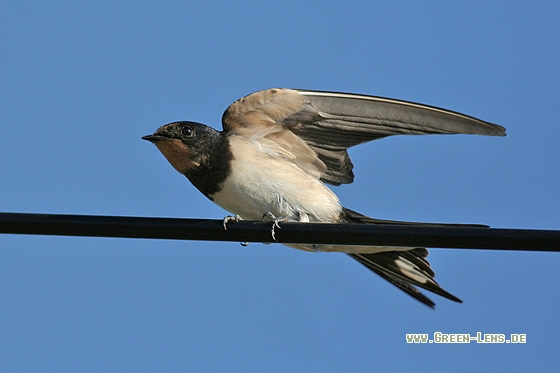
[1, 212, 559, 251]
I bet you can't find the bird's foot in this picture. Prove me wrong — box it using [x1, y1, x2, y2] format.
[262, 212, 290, 241]
[223, 214, 243, 230]
[223, 215, 249, 246]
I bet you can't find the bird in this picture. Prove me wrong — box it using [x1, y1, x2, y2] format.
[142, 88, 506, 308]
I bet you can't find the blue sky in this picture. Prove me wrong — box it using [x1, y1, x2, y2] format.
[1, 1, 559, 371]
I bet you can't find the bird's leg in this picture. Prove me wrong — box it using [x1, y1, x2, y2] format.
[262, 212, 291, 241]
[223, 214, 243, 230]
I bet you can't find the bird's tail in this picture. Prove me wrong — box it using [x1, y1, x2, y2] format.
[341, 208, 478, 308]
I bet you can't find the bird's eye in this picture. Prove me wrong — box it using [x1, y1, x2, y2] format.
[181, 125, 194, 137]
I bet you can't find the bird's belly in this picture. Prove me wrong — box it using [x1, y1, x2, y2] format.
[209, 147, 342, 222]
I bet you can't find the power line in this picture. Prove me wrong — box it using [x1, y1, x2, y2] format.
[1, 212, 559, 252]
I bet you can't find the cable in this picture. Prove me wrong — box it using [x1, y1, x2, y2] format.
[1, 212, 559, 251]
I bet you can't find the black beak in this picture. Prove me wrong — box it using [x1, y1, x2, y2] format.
[142, 134, 162, 143]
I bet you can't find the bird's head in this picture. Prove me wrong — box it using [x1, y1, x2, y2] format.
[142, 121, 222, 174]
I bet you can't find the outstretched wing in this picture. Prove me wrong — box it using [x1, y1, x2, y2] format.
[222, 88, 506, 185]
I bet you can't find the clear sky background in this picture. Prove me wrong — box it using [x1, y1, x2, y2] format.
[1, 1, 559, 371]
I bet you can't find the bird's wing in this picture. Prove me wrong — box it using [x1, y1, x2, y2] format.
[222, 88, 506, 185]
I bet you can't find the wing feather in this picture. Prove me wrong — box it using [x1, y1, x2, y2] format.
[222, 88, 506, 185]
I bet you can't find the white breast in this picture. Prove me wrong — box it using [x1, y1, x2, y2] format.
[210, 136, 342, 222]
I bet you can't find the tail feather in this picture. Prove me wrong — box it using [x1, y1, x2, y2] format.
[349, 252, 462, 308]
[349, 255, 437, 308]
[342, 207, 468, 308]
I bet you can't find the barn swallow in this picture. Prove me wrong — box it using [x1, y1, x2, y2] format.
[143, 88, 506, 308]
